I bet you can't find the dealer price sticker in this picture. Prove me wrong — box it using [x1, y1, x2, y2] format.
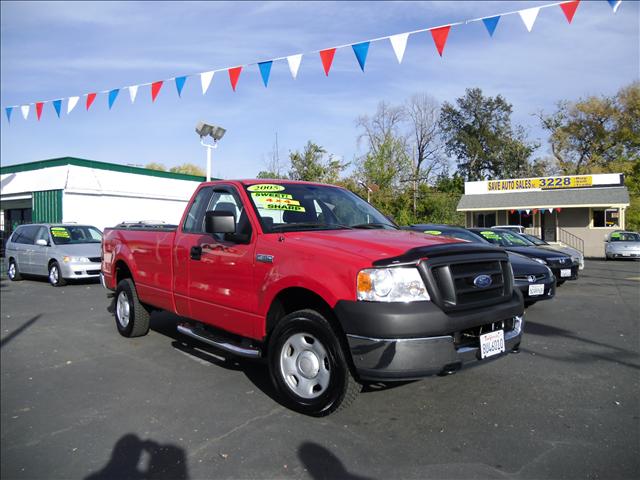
[480, 330, 505, 359]
[560, 269, 572, 277]
[528, 284, 544, 296]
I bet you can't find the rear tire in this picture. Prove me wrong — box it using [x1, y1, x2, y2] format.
[268, 309, 361, 416]
[7, 259, 22, 281]
[114, 278, 150, 337]
[48, 261, 66, 287]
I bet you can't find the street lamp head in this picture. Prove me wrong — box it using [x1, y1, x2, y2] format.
[196, 121, 226, 141]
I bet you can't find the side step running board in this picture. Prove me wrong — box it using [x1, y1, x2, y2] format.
[177, 322, 262, 359]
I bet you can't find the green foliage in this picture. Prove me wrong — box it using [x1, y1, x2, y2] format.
[539, 81, 640, 174]
[288, 141, 347, 183]
[256, 170, 288, 179]
[627, 194, 640, 233]
[169, 163, 205, 176]
[145, 162, 167, 171]
[439, 88, 537, 180]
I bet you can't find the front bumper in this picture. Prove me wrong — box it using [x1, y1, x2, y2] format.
[60, 261, 101, 279]
[515, 276, 555, 303]
[335, 290, 524, 381]
[606, 250, 640, 259]
[549, 264, 578, 282]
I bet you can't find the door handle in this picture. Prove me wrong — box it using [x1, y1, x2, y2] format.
[190, 245, 202, 260]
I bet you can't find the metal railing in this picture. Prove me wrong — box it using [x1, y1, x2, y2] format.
[557, 227, 584, 255]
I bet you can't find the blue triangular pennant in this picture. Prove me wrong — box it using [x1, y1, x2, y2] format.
[175, 76, 187, 97]
[352, 42, 370, 71]
[53, 99, 62, 118]
[108, 89, 119, 109]
[482, 16, 501, 37]
[5, 106, 13, 122]
[607, 0, 622, 13]
[258, 61, 273, 87]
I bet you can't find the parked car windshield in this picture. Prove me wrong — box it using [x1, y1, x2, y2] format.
[50, 226, 102, 245]
[477, 229, 534, 247]
[520, 233, 547, 246]
[610, 232, 640, 242]
[244, 183, 397, 233]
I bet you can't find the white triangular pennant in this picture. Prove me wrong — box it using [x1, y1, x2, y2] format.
[389, 33, 409, 63]
[67, 96, 79, 114]
[287, 54, 302, 79]
[21, 105, 30, 120]
[611, 1, 622, 13]
[519, 7, 540, 32]
[548, 208, 553, 214]
[200, 71, 214, 94]
[526, 209, 531, 214]
[128, 85, 139, 103]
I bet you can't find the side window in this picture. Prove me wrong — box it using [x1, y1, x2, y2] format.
[17, 226, 39, 245]
[183, 187, 214, 233]
[207, 189, 253, 243]
[35, 227, 50, 245]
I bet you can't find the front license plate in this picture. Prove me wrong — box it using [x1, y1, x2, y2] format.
[480, 330, 505, 359]
[528, 284, 544, 296]
[560, 268, 572, 277]
[622, 252, 631, 257]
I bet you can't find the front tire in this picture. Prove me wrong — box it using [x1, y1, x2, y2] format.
[268, 309, 361, 416]
[7, 259, 22, 281]
[114, 278, 150, 337]
[48, 261, 66, 287]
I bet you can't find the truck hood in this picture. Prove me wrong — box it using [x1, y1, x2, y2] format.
[284, 229, 498, 264]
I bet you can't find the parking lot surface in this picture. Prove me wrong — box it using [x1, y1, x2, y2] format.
[1, 260, 639, 479]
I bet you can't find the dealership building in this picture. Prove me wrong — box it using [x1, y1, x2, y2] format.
[457, 173, 630, 258]
[1, 157, 204, 233]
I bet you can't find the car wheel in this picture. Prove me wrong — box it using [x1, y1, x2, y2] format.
[7, 259, 22, 281]
[114, 278, 150, 337]
[268, 309, 361, 416]
[48, 261, 67, 287]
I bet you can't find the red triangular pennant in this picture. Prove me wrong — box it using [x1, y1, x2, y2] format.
[228, 67, 242, 91]
[319, 48, 336, 76]
[151, 81, 163, 102]
[86, 93, 97, 110]
[430, 25, 451, 57]
[560, 0, 580, 24]
[36, 102, 44, 120]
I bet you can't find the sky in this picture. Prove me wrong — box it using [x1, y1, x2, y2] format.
[1, 1, 638, 179]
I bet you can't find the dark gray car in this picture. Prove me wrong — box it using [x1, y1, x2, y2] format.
[6, 224, 102, 286]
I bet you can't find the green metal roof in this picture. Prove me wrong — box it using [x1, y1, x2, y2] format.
[0, 156, 207, 182]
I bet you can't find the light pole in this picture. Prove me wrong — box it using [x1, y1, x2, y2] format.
[195, 121, 226, 181]
[358, 180, 373, 203]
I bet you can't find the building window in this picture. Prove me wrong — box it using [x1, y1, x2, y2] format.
[474, 212, 496, 228]
[507, 211, 533, 228]
[593, 208, 619, 228]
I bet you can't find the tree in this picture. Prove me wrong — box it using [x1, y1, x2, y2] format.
[439, 88, 537, 180]
[145, 162, 167, 171]
[288, 141, 348, 183]
[258, 133, 288, 179]
[169, 163, 205, 176]
[538, 82, 640, 174]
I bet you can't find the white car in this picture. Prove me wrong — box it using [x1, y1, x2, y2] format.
[605, 231, 640, 260]
[492, 225, 526, 234]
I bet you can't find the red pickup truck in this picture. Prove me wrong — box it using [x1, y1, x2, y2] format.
[102, 180, 524, 416]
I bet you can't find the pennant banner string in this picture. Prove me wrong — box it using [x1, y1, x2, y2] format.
[2, 0, 622, 114]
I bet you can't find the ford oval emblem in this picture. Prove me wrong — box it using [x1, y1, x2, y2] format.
[473, 274, 493, 288]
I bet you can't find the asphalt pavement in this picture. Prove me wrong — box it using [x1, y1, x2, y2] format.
[1, 260, 639, 480]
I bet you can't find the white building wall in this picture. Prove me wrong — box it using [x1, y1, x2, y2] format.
[63, 192, 191, 231]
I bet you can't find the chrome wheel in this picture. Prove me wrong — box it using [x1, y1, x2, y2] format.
[49, 265, 59, 285]
[279, 332, 331, 399]
[8, 262, 16, 279]
[116, 291, 130, 329]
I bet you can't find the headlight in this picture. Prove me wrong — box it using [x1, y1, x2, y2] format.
[63, 256, 90, 263]
[357, 267, 430, 302]
[532, 258, 547, 265]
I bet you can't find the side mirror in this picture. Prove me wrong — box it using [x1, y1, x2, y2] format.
[205, 211, 235, 235]
[35, 239, 48, 246]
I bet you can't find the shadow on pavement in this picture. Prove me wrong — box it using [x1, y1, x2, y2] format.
[298, 442, 373, 480]
[85, 433, 188, 480]
[0, 314, 42, 349]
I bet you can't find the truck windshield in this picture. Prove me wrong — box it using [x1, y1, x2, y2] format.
[50, 226, 102, 245]
[244, 183, 397, 233]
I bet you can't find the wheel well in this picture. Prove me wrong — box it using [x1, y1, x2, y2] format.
[266, 287, 341, 337]
[48, 258, 57, 268]
[115, 261, 133, 284]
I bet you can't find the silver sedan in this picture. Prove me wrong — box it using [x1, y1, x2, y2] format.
[605, 231, 640, 260]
